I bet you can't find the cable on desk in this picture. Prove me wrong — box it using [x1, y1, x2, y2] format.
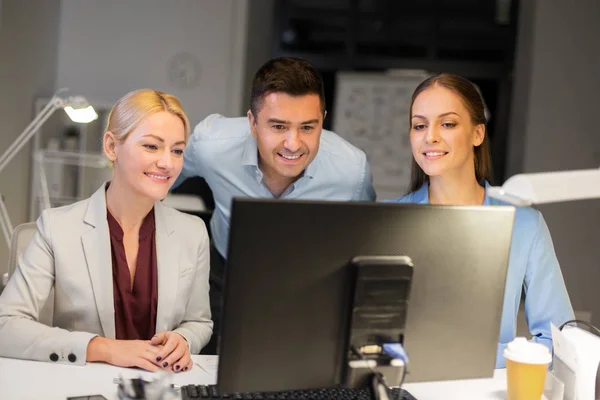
[355, 343, 409, 383]
[382, 343, 409, 363]
[352, 343, 409, 400]
[559, 319, 600, 337]
[382, 343, 409, 392]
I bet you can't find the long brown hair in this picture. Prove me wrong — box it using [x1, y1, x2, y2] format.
[407, 73, 493, 194]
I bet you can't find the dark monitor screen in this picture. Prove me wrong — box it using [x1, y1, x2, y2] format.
[218, 199, 515, 392]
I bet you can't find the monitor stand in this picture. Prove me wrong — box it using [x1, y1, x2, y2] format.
[343, 255, 414, 390]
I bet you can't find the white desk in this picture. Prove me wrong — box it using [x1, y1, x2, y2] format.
[404, 370, 507, 399]
[0, 355, 508, 400]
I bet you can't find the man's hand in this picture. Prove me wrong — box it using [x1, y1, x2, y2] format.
[151, 331, 192, 372]
[87, 337, 162, 372]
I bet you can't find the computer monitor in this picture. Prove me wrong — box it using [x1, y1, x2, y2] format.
[218, 199, 515, 392]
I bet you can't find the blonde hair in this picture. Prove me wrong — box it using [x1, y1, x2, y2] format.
[106, 89, 190, 144]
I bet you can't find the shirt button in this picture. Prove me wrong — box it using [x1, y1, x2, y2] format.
[68, 353, 77, 363]
[49, 353, 59, 362]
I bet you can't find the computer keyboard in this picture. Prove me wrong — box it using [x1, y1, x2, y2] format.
[180, 385, 417, 400]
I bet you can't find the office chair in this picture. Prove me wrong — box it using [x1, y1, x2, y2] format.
[7, 222, 54, 326]
[162, 192, 213, 235]
[166, 189, 213, 239]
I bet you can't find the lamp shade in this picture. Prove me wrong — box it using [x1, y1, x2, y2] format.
[488, 168, 600, 205]
[63, 105, 98, 123]
[62, 95, 98, 123]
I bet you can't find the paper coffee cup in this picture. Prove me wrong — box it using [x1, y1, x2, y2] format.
[503, 337, 552, 400]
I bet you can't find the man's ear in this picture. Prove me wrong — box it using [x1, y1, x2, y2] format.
[473, 124, 485, 147]
[103, 131, 118, 161]
[247, 110, 258, 139]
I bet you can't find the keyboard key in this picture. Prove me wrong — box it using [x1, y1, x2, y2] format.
[200, 386, 210, 398]
[209, 385, 220, 397]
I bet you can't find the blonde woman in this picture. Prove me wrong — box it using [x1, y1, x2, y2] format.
[0, 89, 212, 372]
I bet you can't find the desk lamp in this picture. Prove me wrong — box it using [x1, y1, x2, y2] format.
[488, 167, 600, 206]
[0, 90, 97, 248]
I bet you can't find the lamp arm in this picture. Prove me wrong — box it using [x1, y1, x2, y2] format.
[0, 195, 13, 249]
[0, 96, 65, 174]
[36, 154, 52, 211]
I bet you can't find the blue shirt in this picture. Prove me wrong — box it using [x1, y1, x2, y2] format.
[389, 182, 574, 368]
[176, 114, 376, 258]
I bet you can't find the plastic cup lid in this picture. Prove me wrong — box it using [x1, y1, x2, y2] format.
[503, 337, 552, 364]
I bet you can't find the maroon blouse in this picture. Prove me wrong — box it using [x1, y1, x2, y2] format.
[107, 209, 158, 340]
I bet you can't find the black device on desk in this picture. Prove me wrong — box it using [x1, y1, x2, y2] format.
[182, 199, 515, 399]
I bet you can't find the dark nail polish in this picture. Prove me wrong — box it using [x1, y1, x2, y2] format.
[175, 365, 181, 371]
[156, 356, 162, 362]
[184, 367, 188, 371]
[162, 362, 168, 367]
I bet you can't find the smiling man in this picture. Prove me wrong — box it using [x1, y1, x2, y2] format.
[174, 57, 375, 353]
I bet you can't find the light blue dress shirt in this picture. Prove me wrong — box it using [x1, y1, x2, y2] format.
[389, 181, 574, 368]
[175, 114, 376, 258]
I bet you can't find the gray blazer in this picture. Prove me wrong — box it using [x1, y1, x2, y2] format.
[0, 184, 213, 365]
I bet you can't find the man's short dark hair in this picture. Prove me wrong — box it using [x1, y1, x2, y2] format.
[250, 57, 326, 117]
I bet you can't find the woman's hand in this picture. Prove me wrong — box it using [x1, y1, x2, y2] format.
[86, 336, 162, 372]
[151, 331, 193, 372]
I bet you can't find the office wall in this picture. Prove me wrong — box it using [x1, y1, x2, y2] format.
[56, 0, 250, 126]
[508, 0, 600, 324]
[0, 0, 268, 277]
[0, 0, 61, 275]
[241, 0, 275, 113]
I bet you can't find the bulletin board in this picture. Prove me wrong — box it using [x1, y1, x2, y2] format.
[332, 71, 430, 200]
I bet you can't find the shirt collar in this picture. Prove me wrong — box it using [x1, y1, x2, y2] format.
[482, 180, 509, 206]
[241, 134, 259, 167]
[414, 180, 492, 205]
[413, 182, 430, 204]
[304, 153, 318, 179]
